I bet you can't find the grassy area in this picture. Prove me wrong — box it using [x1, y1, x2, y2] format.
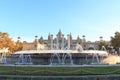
[0, 66, 120, 76]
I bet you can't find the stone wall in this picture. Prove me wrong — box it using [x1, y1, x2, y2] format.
[0, 75, 120, 80]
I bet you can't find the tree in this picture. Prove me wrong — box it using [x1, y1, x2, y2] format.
[98, 40, 109, 50]
[98, 36, 109, 50]
[14, 37, 23, 51]
[0, 32, 15, 53]
[111, 32, 120, 48]
[0, 32, 23, 53]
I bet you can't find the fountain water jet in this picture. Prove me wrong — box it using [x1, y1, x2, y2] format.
[50, 52, 73, 65]
[0, 53, 7, 64]
[61, 53, 73, 65]
[15, 54, 33, 65]
[50, 53, 61, 65]
[92, 53, 100, 64]
[101, 46, 107, 51]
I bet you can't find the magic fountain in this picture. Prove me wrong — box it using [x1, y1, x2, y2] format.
[1, 45, 120, 65]
[0, 34, 118, 65]
[7, 44, 110, 65]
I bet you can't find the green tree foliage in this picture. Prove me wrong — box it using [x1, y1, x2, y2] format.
[111, 32, 120, 48]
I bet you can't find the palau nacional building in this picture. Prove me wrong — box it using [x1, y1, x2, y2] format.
[21, 30, 100, 51]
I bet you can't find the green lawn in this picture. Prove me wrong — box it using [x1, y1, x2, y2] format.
[0, 65, 120, 76]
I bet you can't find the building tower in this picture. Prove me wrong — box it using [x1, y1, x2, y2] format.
[82, 35, 86, 50]
[77, 35, 81, 44]
[17, 36, 21, 43]
[67, 34, 70, 49]
[34, 35, 39, 50]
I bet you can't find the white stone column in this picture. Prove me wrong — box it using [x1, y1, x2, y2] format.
[56, 35, 59, 50]
[50, 35, 53, 50]
[118, 47, 120, 55]
[67, 34, 70, 49]
[35, 36, 38, 50]
[62, 35, 64, 49]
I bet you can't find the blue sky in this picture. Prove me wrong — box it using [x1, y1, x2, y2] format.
[0, 0, 120, 42]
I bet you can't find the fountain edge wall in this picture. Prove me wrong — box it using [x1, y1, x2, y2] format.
[0, 75, 120, 80]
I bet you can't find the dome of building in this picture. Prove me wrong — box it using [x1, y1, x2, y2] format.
[57, 30, 63, 38]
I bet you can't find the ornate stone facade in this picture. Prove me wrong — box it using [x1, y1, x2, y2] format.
[21, 30, 99, 50]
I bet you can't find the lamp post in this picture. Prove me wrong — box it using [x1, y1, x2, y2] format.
[100, 36, 103, 42]
[56, 35, 59, 50]
[50, 35, 53, 50]
[99, 36, 103, 49]
[67, 34, 70, 49]
[82, 35, 86, 50]
[62, 35, 64, 49]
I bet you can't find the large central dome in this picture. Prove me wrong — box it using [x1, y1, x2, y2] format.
[57, 30, 63, 38]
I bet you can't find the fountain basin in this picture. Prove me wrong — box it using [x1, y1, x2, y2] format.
[5, 50, 108, 65]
